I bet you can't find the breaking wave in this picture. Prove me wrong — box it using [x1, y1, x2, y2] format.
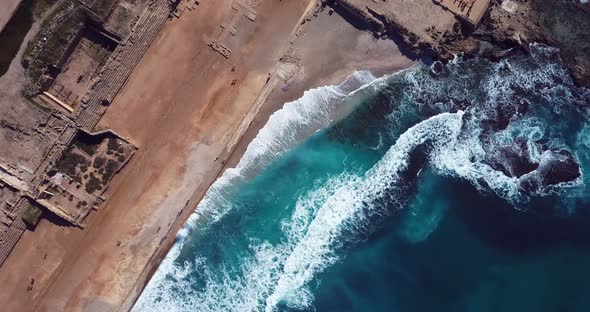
[134, 111, 465, 312]
[134, 44, 590, 312]
[133, 70, 402, 311]
[179, 69, 412, 232]
[402, 44, 589, 204]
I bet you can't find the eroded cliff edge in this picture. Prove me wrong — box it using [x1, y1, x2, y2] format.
[325, 0, 590, 87]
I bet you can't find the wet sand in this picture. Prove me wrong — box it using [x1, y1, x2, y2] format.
[226, 6, 415, 169]
[0, 1, 414, 312]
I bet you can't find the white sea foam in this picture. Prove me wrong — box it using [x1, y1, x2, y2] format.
[266, 112, 466, 310]
[134, 45, 589, 311]
[133, 70, 398, 311]
[430, 118, 523, 200]
[133, 110, 466, 312]
[237, 70, 377, 176]
[181, 69, 413, 230]
[399, 43, 587, 202]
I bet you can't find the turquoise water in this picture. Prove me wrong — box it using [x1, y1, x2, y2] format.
[134, 45, 590, 311]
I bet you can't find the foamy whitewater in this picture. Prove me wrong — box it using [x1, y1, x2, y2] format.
[133, 45, 590, 312]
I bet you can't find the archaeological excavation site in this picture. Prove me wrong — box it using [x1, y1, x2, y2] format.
[0, 0, 176, 268]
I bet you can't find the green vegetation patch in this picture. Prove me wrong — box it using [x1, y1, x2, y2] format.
[102, 159, 119, 182]
[74, 133, 104, 155]
[107, 138, 119, 151]
[92, 156, 106, 168]
[55, 148, 89, 181]
[85, 174, 102, 194]
[76, 140, 99, 156]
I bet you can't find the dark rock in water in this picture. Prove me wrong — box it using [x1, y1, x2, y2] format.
[516, 99, 528, 116]
[477, 41, 521, 62]
[485, 138, 539, 179]
[505, 139, 539, 178]
[519, 172, 542, 194]
[479, 101, 522, 132]
[538, 150, 581, 186]
[518, 149, 581, 194]
[508, 154, 539, 178]
[431, 61, 444, 75]
[494, 104, 514, 131]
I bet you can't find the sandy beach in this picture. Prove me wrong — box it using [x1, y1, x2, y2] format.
[0, 1, 413, 311]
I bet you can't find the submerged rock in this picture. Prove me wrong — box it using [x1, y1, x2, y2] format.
[518, 149, 581, 194]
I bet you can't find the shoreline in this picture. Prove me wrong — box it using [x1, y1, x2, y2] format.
[116, 1, 319, 306]
[130, 1, 415, 312]
[29, 0, 315, 311]
[121, 3, 414, 310]
[0, 0, 587, 311]
[0, 1, 414, 311]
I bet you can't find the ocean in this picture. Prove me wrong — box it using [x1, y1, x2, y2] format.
[133, 44, 590, 312]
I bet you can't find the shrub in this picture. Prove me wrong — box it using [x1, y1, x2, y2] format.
[55, 149, 88, 178]
[103, 159, 118, 182]
[76, 141, 98, 156]
[107, 138, 119, 151]
[93, 156, 106, 168]
[85, 175, 102, 194]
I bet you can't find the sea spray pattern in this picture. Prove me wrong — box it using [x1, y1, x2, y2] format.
[176, 70, 384, 231]
[265, 112, 465, 310]
[134, 45, 590, 311]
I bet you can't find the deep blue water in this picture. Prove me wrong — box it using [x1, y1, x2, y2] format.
[133, 45, 590, 312]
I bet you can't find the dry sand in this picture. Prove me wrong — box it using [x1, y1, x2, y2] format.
[225, 6, 415, 169]
[0, 1, 414, 312]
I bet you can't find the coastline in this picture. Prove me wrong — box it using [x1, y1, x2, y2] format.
[0, 1, 414, 311]
[0, 0, 587, 311]
[124, 4, 414, 311]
